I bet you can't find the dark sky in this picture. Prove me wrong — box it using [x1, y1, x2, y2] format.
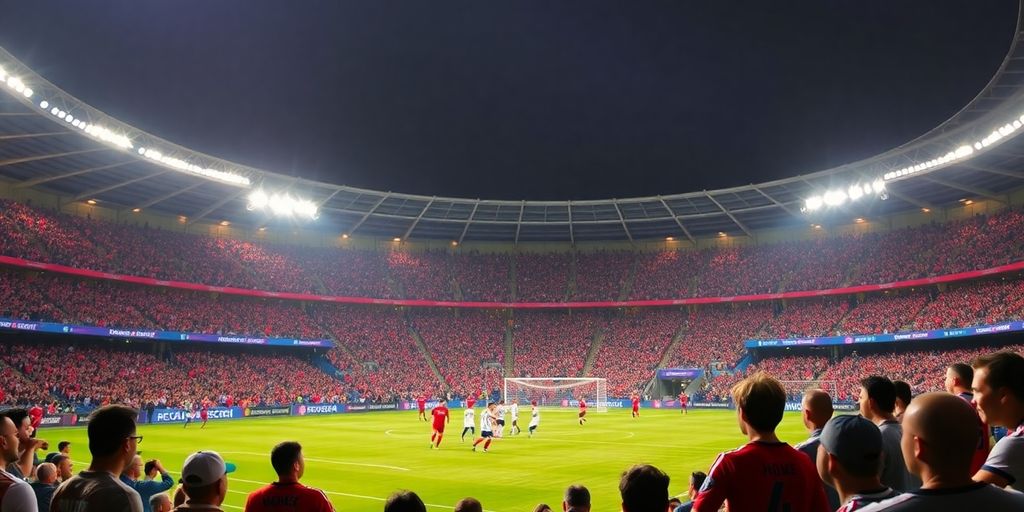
[0, 1, 1016, 200]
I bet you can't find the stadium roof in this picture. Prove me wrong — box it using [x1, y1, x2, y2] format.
[2, 4, 1024, 243]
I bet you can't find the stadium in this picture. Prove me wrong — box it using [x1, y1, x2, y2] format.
[1, 2, 1024, 512]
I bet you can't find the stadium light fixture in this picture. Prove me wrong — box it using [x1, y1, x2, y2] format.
[665, 236, 674, 241]
[451, 241, 458, 246]
[341, 233, 349, 239]
[220, 220, 230, 226]
[921, 208, 931, 213]
[86, 199, 97, 205]
[855, 218, 865, 223]
[246, 189, 318, 220]
[131, 208, 141, 213]
[393, 237, 401, 242]
[718, 232, 727, 237]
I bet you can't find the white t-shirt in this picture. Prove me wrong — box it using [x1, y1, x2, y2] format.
[511, 404, 519, 419]
[981, 423, 1024, 492]
[859, 482, 1024, 511]
[0, 469, 35, 512]
[480, 411, 493, 433]
[496, 406, 505, 419]
[529, 407, 540, 427]
[463, 408, 475, 428]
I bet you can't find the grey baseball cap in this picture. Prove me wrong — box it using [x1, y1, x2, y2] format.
[819, 415, 883, 476]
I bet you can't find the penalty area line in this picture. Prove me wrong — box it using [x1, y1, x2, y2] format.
[218, 451, 410, 471]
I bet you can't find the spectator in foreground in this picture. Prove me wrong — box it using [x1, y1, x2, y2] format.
[31, 462, 58, 511]
[794, 389, 840, 510]
[51, 405, 143, 512]
[384, 491, 426, 512]
[150, 493, 173, 512]
[816, 415, 899, 510]
[673, 471, 705, 512]
[971, 351, 1024, 491]
[562, 484, 590, 512]
[859, 376, 913, 491]
[944, 363, 989, 474]
[121, 456, 174, 512]
[859, 392, 1024, 510]
[175, 451, 233, 511]
[454, 497, 482, 512]
[893, 381, 912, 422]
[51, 455, 73, 483]
[619, 464, 669, 512]
[533, 505, 552, 512]
[0, 408, 43, 479]
[693, 372, 828, 512]
[243, 441, 333, 512]
[0, 415, 35, 510]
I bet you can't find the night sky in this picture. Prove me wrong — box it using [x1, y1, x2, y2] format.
[0, 1, 1016, 200]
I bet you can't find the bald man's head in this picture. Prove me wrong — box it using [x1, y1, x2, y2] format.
[36, 462, 57, 484]
[802, 389, 834, 430]
[901, 392, 981, 479]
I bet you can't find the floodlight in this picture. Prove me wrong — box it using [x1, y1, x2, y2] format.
[871, 180, 885, 194]
[804, 196, 823, 211]
[823, 190, 847, 206]
[247, 190, 268, 210]
[39, 100, 48, 109]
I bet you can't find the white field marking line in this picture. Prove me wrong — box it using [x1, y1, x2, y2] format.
[217, 451, 409, 471]
[229, 480, 498, 512]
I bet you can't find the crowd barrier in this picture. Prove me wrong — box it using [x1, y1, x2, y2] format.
[0, 317, 333, 348]
[747, 320, 1023, 349]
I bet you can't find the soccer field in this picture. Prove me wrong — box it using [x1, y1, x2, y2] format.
[43, 408, 812, 512]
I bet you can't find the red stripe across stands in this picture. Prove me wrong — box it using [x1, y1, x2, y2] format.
[2, 254, 1022, 309]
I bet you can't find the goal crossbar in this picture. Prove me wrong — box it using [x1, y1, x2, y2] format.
[504, 377, 608, 412]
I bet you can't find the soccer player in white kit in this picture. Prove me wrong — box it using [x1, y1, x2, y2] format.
[461, 406, 475, 442]
[528, 400, 540, 437]
[494, 401, 506, 438]
[472, 403, 498, 452]
[510, 399, 521, 435]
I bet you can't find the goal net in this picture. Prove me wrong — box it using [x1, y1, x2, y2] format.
[504, 378, 608, 412]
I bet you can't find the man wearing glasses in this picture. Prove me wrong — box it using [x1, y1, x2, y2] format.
[51, 405, 144, 512]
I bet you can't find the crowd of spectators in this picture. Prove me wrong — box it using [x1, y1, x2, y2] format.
[668, 304, 773, 369]
[590, 310, 683, 396]
[452, 252, 510, 302]
[837, 293, 928, 334]
[409, 310, 506, 396]
[572, 250, 633, 301]
[761, 300, 850, 339]
[311, 305, 444, 403]
[515, 253, 571, 302]
[510, 311, 603, 379]
[4, 200, 1023, 303]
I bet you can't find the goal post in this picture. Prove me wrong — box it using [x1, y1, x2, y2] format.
[504, 377, 608, 412]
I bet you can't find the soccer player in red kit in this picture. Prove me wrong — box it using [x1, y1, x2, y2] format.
[693, 372, 828, 512]
[631, 395, 640, 418]
[466, 394, 476, 410]
[200, 400, 209, 428]
[578, 398, 587, 425]
[417, 395, 428, 421]
[429, 399, 450, 449]
[680, 392, 689, 414]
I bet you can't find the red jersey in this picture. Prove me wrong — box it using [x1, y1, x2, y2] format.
[631, 398, 640, 409]
[579, 400, 587, 411]
[28, 406, 43, 429]
[680, 394, 689, 405]
[693, 441, 829, 512]
[466, 397, 476, 409]
[431, 406, 449, 428]
[416, 397, 427, 411]
[244, 481, 334, 512]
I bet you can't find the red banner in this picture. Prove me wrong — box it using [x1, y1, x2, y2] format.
[2, 255, 1021, 309]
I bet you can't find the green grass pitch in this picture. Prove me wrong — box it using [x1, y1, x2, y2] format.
[42, 408, 813, 511]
